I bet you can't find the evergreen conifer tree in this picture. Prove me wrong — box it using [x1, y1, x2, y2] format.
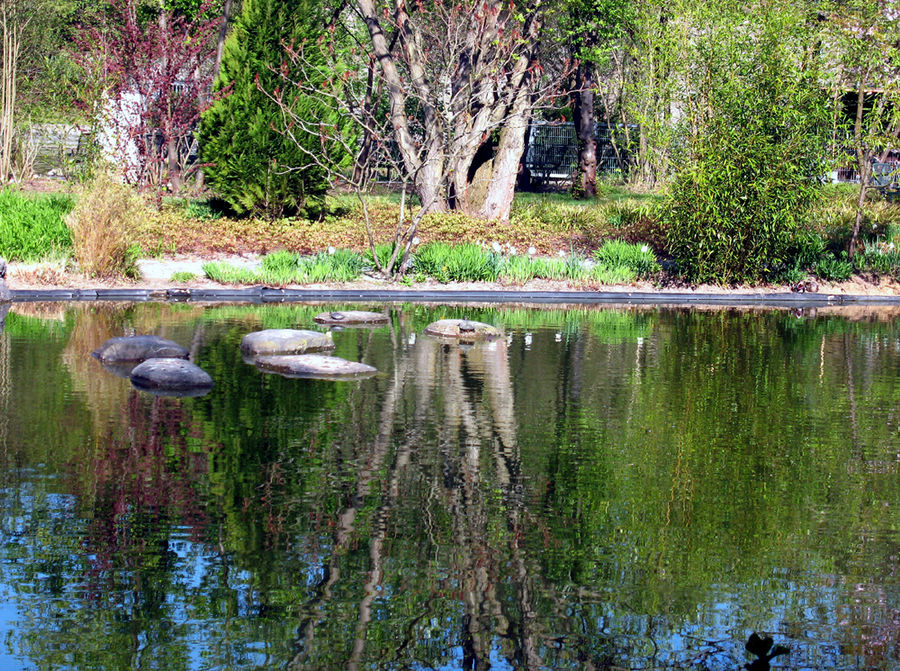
[199, 0, 332, 218]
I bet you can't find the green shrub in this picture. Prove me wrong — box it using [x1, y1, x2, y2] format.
[183, 200, 222, 220]
[661, 8, 829, 285]
[787, 230, 828, 271]
[777, 264, 807, 287]
[365, 243, 398, 270]
[499, 254, 539, 283]
[170, 271, 197, 282]
[856, 240, 900, 277]
[413, 242, 501, 283]
[199, 0, 343, 218]
[0, 190, 73, 261]
[589, 264, 637, 284]
[204, 249, 365, 285]
[202, 262, 258, 284]
[593, 239, 661, 278]
[814, 252, 853, 282]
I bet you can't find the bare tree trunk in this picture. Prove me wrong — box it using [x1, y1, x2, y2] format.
[0, 1, 26, 184]
[476, 12, 541, 220]
[477, 90, 531, 220]
[573, 63, 597, 198]
[356, 0, 427, 200]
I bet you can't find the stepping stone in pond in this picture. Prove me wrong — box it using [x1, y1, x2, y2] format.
[240, 329, 334, 357]
[254, 354, 378, 380]
[92, 335, 189, 363]
[130, 358, 214, 397]
[423, 319, 501, 341]
[313, 310, 389, 326]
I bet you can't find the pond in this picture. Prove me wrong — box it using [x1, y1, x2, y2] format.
[0, 301, 897, 670]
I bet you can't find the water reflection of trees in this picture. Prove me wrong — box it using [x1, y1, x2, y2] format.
[3, 304, 900, 669]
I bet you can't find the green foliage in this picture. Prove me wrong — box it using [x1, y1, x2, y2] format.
[365, 243, 397, 270]
[856, 239, 900, 277]
[593, 239, 660, 278]
[814, 251, 853, 282]
[203, 249, 366, 285]
[412, 242, 501, 283]
[170, 271, 196, 282]
[181, 199, 222, 220]
[0, 189, 73, 260]
[199, 0, 341, 219]
[661, 4, 830, 284]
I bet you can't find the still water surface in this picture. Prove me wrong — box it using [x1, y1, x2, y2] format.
[0, 302, 897, 670]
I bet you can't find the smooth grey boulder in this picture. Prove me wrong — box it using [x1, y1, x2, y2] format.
[92, 335, 189, 363]
[0, 258, 9, 302]
[254, 354, 378, 380]
[424, 318, 501, 341]
[0, 304, 7, 334]
[314, 310, 389, 326]
[130, 358, 214, 396]
[240, 329, 334, 357]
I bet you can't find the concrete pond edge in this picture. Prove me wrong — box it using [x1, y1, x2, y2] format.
[6, 286, 900, 307]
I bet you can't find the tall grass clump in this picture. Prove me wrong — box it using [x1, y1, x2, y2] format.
[413, 242, 500, 282]
[593, 239, 661, 278]
[857, 238, 900, 277]
[65, 175, 144, 277]
[0, 190, 73, 261]
[204, 249, 365, 285]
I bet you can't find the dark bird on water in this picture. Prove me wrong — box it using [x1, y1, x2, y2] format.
[744, 632, 789, 670]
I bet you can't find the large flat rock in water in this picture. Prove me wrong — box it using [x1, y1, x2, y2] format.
[314, 310, 389, 326]
[254, 354, 378, 380]
[423, 319, 501, 341]
[130, 358, 214, 396]
[241, 329, 334, 357]
[93, 335, 189, 363]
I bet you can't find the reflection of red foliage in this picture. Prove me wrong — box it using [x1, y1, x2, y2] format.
[71, 391, 218, 595]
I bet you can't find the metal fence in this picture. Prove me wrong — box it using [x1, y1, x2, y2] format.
[523, 122, 630, 189]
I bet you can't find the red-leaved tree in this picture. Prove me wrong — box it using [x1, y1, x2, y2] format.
[74, 0, 220, 195]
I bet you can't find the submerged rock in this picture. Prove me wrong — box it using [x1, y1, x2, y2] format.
[423, 318, 501, 341]
[240, 329, 334, 357]
[0, 258, 9, 302]
[254, 354, 378, 380]
[314, 310, 389, 326]
[130, 358, 214, 396]
[92, 335, 189, 363]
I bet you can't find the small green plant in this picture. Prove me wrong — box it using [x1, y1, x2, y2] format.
[0, 190, 73, 261]
[589, 263, 637, 284]
[499, 254, 539, 284]
[170, 271, 197, 282]
[203, 261, 258, 284]
[814, 251, 853, 282]
[593, 239, 661, 278]
[183, 199, 222, 220]
[365, 243, 397, 270]
[203, 249, 365, 285]
[413, 242, 500, 282]
[856, 239, 900, 277]
[776, 264, 807, 286]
